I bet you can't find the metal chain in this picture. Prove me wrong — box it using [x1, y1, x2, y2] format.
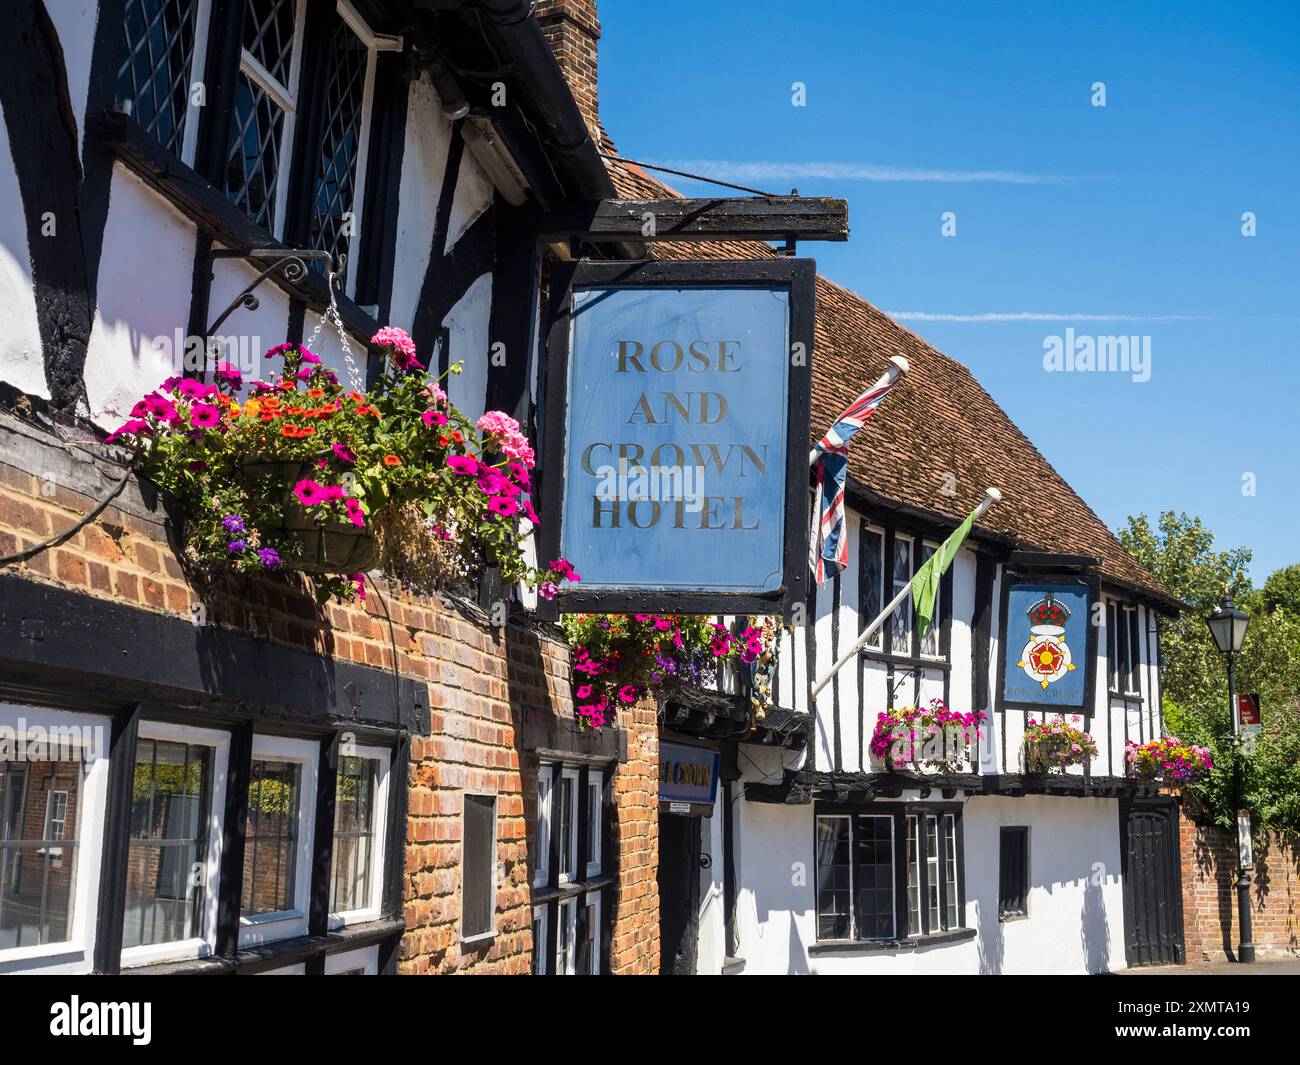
[304, 269, 364, 389]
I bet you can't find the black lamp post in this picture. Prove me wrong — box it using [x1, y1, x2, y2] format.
[1205, 590, 1253, 963]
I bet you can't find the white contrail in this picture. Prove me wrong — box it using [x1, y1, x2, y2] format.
[651, 159, 1102, 185]
[886, 311, 1214, 322]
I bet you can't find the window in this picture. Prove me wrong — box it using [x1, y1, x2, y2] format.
[0, 707, 110, 970]
[225, 0, 305, 233]
[919, 541, 943, 659]
[121, 723, 229, 965]
[576, 891, 602, 975]
[816, 805, 964, 943]
[555, 896, 577, 976]
[461, 792, 496, 942]
[999, 826, 1029, 919]
[557, 766, 579, 884]
[533, 760, 612, 975]
[860, 527, 884, 650]
[533, 765, 553, 888]
[889, 535, 913, 655]
[1107, 601, 1141, 696]
[308, 3, 379, 290]
[531, 905, 548, 975]
[329, 747, 389, 924]
[240, 735, 317, 944]
[585, 772, 603, 878]
[118, 0, 211, 162]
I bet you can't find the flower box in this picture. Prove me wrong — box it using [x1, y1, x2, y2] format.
[1022, 716, 1097, 774]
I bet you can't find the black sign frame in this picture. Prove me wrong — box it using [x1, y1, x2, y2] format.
[537, 258, 814, 618]
[994, 569, 1101, 717]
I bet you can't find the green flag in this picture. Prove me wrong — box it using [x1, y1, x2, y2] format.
[912, 504, 979, 640]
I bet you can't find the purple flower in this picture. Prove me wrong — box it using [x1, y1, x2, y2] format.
[227, 540, 246, 554]
[222, 514, 245, 535]
[257, 547, 281, 568]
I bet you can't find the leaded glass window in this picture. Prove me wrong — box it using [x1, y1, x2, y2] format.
[242, 758, 301, 917]
[225, 0, 303, 233]
[118, 0, 205, 160]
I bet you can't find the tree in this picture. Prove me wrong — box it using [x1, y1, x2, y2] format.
[1119, 512, 1300, 833]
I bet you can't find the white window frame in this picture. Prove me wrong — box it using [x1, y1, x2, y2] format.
[0, 705, 111, 975]
[584, 771, 603, 878]
[890, 533, 914, 657]
[813, 813, 854, 941]
[323, 943, 379, 974]
[554, 895, 577, 976]
[232, 0, 306, 238]
[459, 790, 498, 945]
[533, 764, 553, 888]
[556, 766, 580, 885]
[583, 890, 602, 975]
[238, 734, 318, 947]
[175, 0, 215, 166]
[531, 904, 548, 975]
[42, 790, 69, 867]
[328, 744, 390, 929]
[333, 0, 401, 296]
[119, 721, 229, 969]
[1122, 604, 1142, 697]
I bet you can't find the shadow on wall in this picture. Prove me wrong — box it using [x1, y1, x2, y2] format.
[1081, 873, 1111, 974]
[975, 899, 1005, 975]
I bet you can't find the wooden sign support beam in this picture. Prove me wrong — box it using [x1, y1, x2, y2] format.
[538, 196, 849, 244]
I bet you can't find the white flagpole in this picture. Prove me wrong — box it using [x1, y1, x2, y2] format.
[808, 355, 909, 467]
[809, 486, 1003, 699]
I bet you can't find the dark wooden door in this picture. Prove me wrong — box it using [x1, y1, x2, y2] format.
[1120, 799, 1185, 966]
[657, 811, 701, 975]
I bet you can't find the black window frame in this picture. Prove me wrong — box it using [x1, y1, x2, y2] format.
[998, 825, 1030, 920]
[1107, 599, 1142, 698]
[531, 758, 614, 975]
[813, 802, 966, 945]
[460, 791, 497, 943]
[860, 523, 953, 669]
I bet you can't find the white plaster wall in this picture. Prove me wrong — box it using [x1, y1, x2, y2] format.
[83, 165, 197, 426]
[208, 253, 292, 386]
[695, 801, 727, 974]
[732, 790, 1127, 974]
[443, 271, 492, 424]
[45, 0, 98, 148]
[0, 118, 49, 399]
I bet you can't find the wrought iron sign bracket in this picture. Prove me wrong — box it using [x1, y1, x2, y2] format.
[205, 248, 343, 337]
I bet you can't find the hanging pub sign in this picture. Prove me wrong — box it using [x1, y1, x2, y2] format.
[659, 741, 721, 814]
[538, 259, 814, 616]
[997, 574, 1099, 713]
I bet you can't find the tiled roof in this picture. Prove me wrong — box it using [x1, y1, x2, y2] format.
[590, 127, 1175, 606]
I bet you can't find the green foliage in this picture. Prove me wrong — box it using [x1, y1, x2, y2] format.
[1119, 511, 1300, 833]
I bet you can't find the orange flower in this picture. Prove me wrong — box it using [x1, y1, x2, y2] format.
[355, 405, 378, 417]
[243, 399, 262, 418]
[383, 454, 401, 467]
[281, 424, 298, 438]
[308, 389, 325, 398]
[348, 391, 364, 403]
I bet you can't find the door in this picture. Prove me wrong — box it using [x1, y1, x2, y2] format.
[1120, 799, 1185, 966]
[657, 811, 701, 975]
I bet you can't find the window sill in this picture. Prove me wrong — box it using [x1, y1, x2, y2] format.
[721, 956, 747, 974]
[998, 911, 1030, 923]
[1108, 691, 1144, 703]
[859, 649, 951, 672]
[809, 927, 977, 955]
[532, 874, 616, 905]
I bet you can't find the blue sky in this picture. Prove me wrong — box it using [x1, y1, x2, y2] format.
[597, 0, 1299, 583]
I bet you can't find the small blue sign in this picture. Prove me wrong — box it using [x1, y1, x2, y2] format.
[560, 285, 791, 592]
[1002, 582, 1091, 708]
[659, 742, 721, 807]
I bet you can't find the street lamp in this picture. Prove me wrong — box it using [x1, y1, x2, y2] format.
[1205, 589, 1253, 963]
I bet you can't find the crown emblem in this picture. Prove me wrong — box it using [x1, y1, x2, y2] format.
[1027, 594, 1070, 627]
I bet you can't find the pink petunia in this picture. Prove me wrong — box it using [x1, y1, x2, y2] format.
[344, 498, 366, 528]
[447, 455, 478, 476]
[189, 403, 222, 429]
[292, 478, 330, 507]
[332, 443, 356, 464]
[421, 409, 448, 428]
[488, 496, 519, 517]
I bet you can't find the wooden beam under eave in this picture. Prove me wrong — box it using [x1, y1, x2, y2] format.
[538, 196, 850, 243]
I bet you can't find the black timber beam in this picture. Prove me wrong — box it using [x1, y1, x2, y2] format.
[538, 196, 849, 244]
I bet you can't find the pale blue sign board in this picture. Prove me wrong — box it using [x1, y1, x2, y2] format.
[1002, 582, 1091, 708]
[659, 742, 721, 807]
[561, 285, 790, 591]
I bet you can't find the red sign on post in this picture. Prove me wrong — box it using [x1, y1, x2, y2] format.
[1237, 692, 1262, 733]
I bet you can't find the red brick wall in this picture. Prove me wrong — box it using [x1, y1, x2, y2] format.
[536, 0, 602, 140]
[0, 436, 660, 974]
[1180, 815, 1300, 961]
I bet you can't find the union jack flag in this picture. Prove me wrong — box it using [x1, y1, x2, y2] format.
[810, 369, 903, 585]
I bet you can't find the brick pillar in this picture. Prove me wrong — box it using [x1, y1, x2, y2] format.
[536, 0, 602, 142]
[610, 694, 659, 974]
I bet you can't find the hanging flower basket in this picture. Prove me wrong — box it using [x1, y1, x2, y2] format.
[1125, 737, 1213, 784]
[105, 328, 578, 603]
[1022, 716, 1097, 774]
[868, 700, 985, 774]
